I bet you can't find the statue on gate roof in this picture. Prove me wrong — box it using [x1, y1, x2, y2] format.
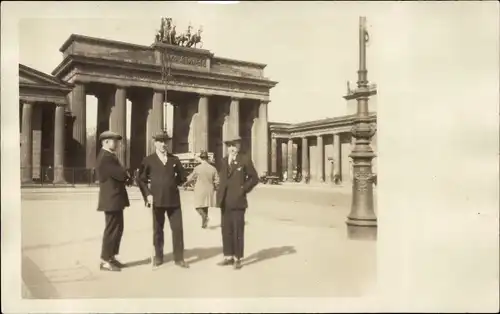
[155, 18, 203, 48]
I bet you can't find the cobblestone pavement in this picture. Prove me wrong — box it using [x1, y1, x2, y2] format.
[21, 185, 377, 299]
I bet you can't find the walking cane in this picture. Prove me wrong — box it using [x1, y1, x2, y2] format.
[146, 200, 155, 269]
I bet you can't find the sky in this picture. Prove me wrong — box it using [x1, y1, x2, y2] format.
[18, 1, 498, 139]
[18, 2, 389, 136]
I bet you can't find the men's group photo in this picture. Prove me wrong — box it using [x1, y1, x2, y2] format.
[97, 129, 258, 272]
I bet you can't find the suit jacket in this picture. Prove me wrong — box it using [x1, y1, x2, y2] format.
[136, 152, 186, 208]
[96, 149, 130, 212]
[216, 153, 259, 209]
[186, 161, 220, 208]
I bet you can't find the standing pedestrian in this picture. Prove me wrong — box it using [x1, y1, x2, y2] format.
[215, 134, 259, 270]
[136, 132, 190, 268]
[96, 131, 132, 272]
[184, 150, 220, 229]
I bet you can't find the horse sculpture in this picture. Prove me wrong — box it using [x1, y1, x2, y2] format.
[175, 24, 192, 47]
[162, 17, 174, 44]
[186, 28, 203, 48]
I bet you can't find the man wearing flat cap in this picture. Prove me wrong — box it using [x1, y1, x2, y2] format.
[136, 131, 190, 268]
[215, 134, 259, 270]
[96, 130, 132, 272]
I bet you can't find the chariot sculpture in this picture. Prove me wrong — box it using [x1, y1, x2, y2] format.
[155, 17, 204, 48]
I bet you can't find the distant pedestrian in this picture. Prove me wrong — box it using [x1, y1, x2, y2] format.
[136, 131, 190, 269]
[96, 131, 132, 272]
[184, 150, 220, 229]
[215, 134, 259, 270]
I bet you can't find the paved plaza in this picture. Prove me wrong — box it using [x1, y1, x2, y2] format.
[21, 184, 376, 299]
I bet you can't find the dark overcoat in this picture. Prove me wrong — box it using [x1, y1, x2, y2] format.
[96, 149, 130, 212]
[216, 153, 259, 209]
[136, 152, 186, 208]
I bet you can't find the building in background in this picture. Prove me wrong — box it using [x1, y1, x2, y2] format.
[268, 84, 377, 184]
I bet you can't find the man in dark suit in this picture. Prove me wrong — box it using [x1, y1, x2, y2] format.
[136, 132, 189, 268]
[216, 134, 259, 270]
[96, 131, 132, 272]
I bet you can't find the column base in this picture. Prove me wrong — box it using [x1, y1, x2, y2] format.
[346, 219, 377, 240]
[53, 167, 66, 185]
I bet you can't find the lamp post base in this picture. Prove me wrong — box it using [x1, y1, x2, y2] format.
[346, 219, 377, 240]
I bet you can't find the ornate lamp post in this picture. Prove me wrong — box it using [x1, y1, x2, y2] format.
[346, 17, 377, 240]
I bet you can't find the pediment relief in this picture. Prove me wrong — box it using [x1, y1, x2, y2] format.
[19, 64, 72, 90]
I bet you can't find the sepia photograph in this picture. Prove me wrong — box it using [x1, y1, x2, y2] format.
[2, 1, 499, 313]
[17, 12, 378, 300]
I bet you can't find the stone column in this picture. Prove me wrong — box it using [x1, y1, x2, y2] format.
[317, 135, 324, 182]
[31, 106, 42, 180]
[251, 105, 259, 169]
[20, 102, 33, 183]
[333, 133, 341, 179]
[287, 138, 294, 182]
[146, 89, 164, 154]
[109, 86, 127, 166]
[53, 104, 66, 184]
[197, 94, 209, 152]
[70, 83, 86, 168]
[301, 137, 309, 182]
[229, 97, 240, 139]
[222, 115, 229, 158]
[271, 135, 277, 175]
[258, 101, 269, 176]
[95, 91, 110, 157]
[281, 141, 287, 179]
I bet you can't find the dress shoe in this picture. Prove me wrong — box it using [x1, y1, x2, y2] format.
[110, 257, 126, 268]
[217, 258, 234, 266]
[153, 256, 164, 267]
[174, 260, 190, 268]
[233, 259, 242, 270]
[100, 261, 121, 272]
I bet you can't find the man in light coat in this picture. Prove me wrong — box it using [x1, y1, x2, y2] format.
[185, 150, 220, 229]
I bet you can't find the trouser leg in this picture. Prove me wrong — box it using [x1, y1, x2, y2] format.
[166, 207, 185, 262]
[153, 206, 166, 258]
[196, 207, 209, 220]
[113, 210, 124, 256]
[100, 211, 122, 261]
[232, 209, 246, 259]
[221, 207, 234, 257]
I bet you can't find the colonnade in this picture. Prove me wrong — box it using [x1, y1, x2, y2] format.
[68, 82, 270, 176]
[270, 132, 376, 184]
[20, 102, 66, 184]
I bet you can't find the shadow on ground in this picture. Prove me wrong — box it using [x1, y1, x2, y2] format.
[22, 255, 60, 299]
[242, 245, 297, 267]
[124, 246, 222, 268]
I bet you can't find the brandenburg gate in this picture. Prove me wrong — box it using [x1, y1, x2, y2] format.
[51, 22, 277, 176]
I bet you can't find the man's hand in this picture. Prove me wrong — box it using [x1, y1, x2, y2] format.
[146, 195, 153, 208]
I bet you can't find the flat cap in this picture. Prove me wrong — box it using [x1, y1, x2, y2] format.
[99, 130, 122, 141]
[152, 131, 172, 142]
[223, 134, 242, 144]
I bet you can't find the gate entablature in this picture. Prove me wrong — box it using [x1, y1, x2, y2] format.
[51, 34, 277, 101]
